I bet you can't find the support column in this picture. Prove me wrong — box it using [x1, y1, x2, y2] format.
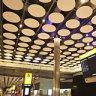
[53, 38, 60, 96]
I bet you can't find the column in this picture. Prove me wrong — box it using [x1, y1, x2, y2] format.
[53, 38, 60, 96]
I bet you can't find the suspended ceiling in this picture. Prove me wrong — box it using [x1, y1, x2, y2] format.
[0, 0, 96, 73]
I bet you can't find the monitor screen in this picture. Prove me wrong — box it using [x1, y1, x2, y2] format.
[24, 88, 30, 95]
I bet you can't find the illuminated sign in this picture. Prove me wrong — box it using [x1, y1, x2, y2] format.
[79, 48, 96, 60]
[24, 73, 32, 85]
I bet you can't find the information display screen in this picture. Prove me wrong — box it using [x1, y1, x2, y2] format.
[24, 88, 30, 95]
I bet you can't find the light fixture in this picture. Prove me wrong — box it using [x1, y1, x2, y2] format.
[19, 24, 23, 28]
[42, 19, 45, 23]
[80, 0, 89, 3]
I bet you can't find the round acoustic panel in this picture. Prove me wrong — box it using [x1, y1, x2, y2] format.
[92, 31, 96, 37]
[22, 29, 35, 36]
[49, 12, 64, 23]
[46, 56, 53, 59]
[27, 53, 35, 56]
[4, 57, 12, 59]
[3, 0, 23, 10]
[34, 40, 45, 45]
[17, 47, 26, 52]
[82, 37, 93, 43]
[57, 0, 75, 11]
[16, 51, 25, 55]
[3, 33, 16, 39]
[3, 24, 18, 32]
[3, 11, 20, 23]
[92, 41, 96, 46]
[3, 39, 15, 45]
[4, 45, 14, 49]
[60, 45, 68, 50]
[68, 48, 77, 52]
[42, 24, 56, 32]
[38, 33, 50, 39]
[19, 36, 31, 43]
[40, 52, 48, 55]
[71, 33, 83, 40]
[15, 55, 23, 58]
[84, 46, 93, 50]
[24, 18, 39, 28]
[39, 0, 51, 3]
[80, 25, 93, 33]
[29, 49, 38, 53]
[31, 45, 41, 50]
[91, 16, 96, 25]
[15, 58, 22, 60]
[67, 56, 74, 59]
[72, 53, 79, 57]
[47, 43, 54, 47]
[28, 4, 46, 17]
[58, 29, 70, 36]
[4, 53, 12, 56]
[64, 40, 74, 45]
[18, 42, 29, 47]
[77, 49, 86, 54]
[49, 53, 54, 56]
[91, 0, 96, 5]
[66, 19, 80, 29]
[75, 43, 85, 48]
[4, 50, 13, 53]
[43, 47, 52, 51]
[63, 51, 71, 55]
[76, 6, 93, 18]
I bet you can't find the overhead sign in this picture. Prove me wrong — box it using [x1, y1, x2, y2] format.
[24, 73, 32, 85]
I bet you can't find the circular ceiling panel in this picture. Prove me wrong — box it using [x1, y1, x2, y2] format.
[15, 55, 23, 58]
[67, 56, 74, 59]
[91, 16, 96, 24]
[4, 56, 12, 59]
[57, 0, 75, 11]
[28, 4, 46, 17]
[42, 24, 56, 32]
[92, 41, 96, 46]
[84, 46, 93, 50]
[4, 45, 14, 49]
[22, 29, 35, 36]
[39, 0, 51, 3]
[49, 12, 64, 23]
[24, 18, 39, 28]
[29, 49, 38, 53]
[75, 43, 85, 48]
[58, 29, 70, 36]
[19, 36, 31, 42]
[71, 33, 83, 40]
[18, 42, 29, 47]
[4, 50, 13, 53]
[3, 39, 15, 45]
[34, 40, 45, 45]
[27, 53, 35, 56]
[40, 52, 48, 55]
[64, 40, 74, 45]
[43, 47, 52, 51]
[60, 45, 68, 50]
[47, 43, 54, 47]
[38, 33, 50, 39]
[3, 11, 20, 23]
[72, 53, 79, 57]
[3, 0, 23, 10]
[82, 37, 93, 43]
[46, 56, 53, 59]
[92, 31, 96, 37]
[31, 45, 41, 50]
[80, 25, 93, 33]
[16, 51, 25, 55]
[63, 51, 71, 55]
[3, 24, 18, 32]
[66, 19, 80, 29]
[68, 48, 77, 52]
[91, 0, 96, 5]
[3, 33, 16, 39]
[76, 6, 93, 18]
[17, 47, 26, 51]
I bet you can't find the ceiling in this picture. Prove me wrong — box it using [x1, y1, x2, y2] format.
[0, 0, 96, 73]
